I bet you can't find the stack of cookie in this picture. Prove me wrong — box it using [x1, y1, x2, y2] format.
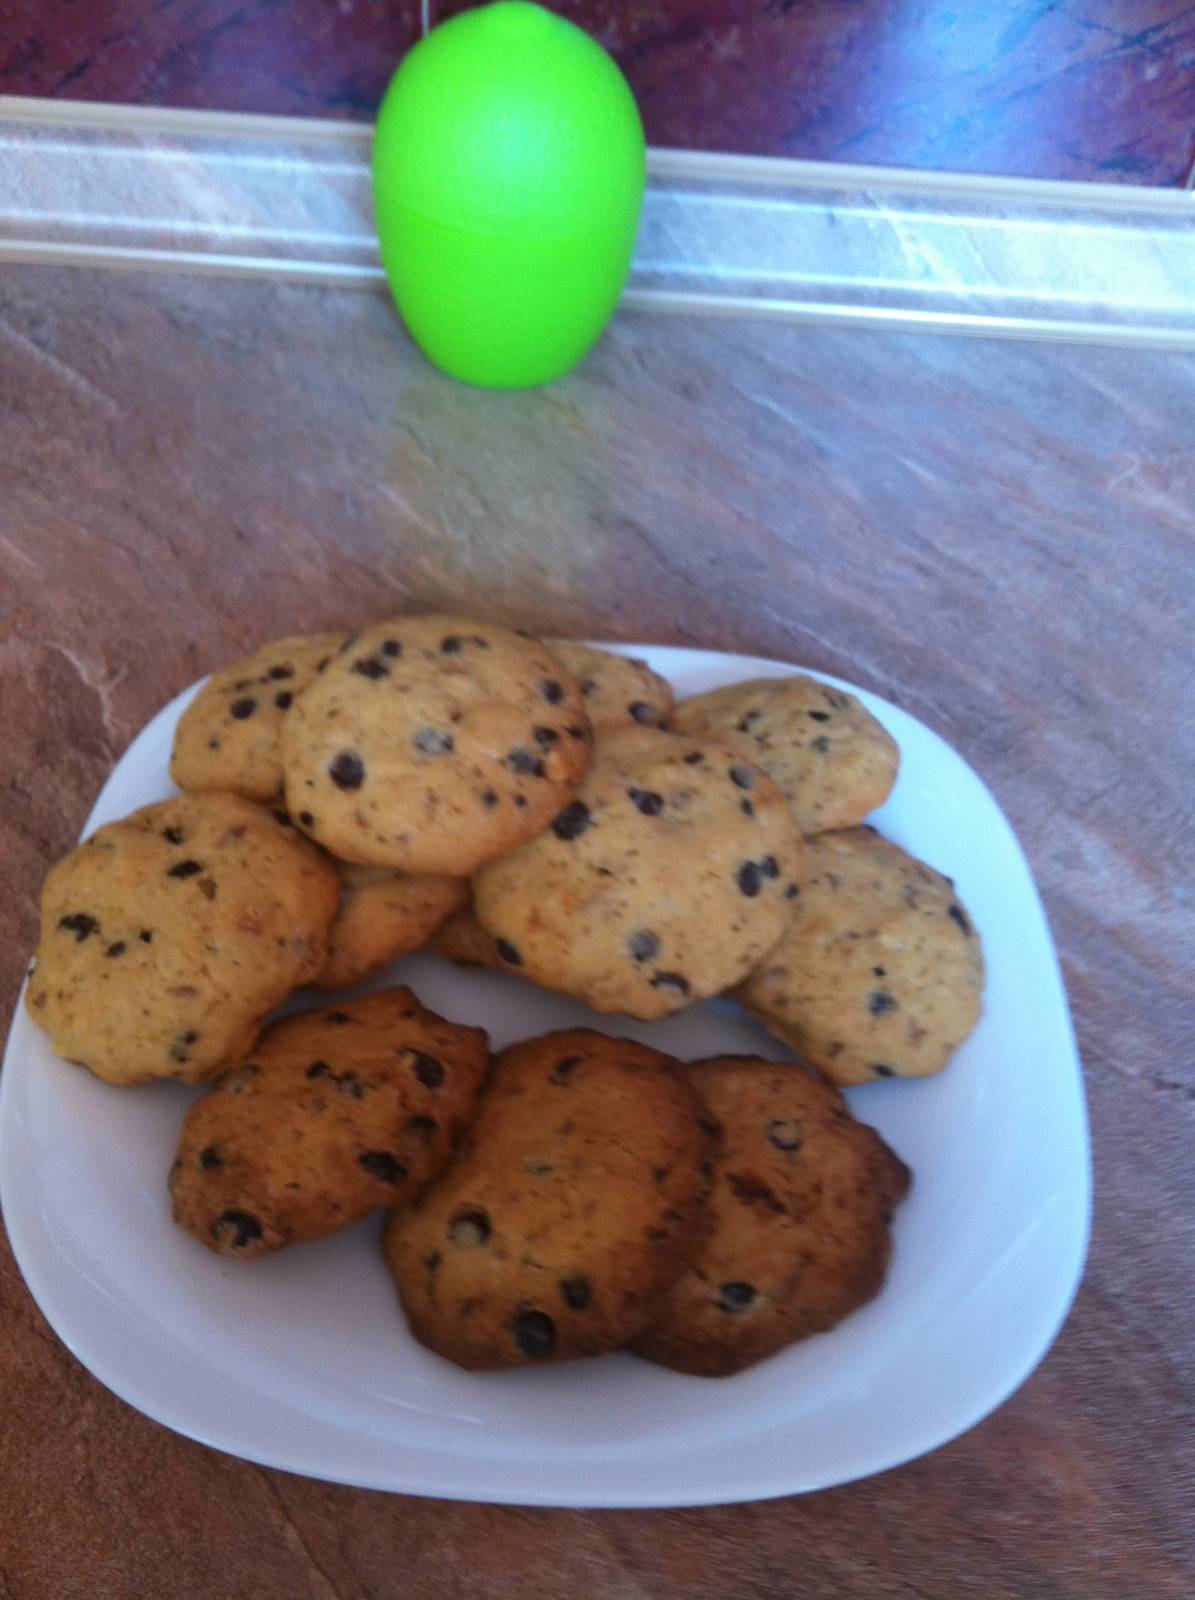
[24, 611, 985, 1378]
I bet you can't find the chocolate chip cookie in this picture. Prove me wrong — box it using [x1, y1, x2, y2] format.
[314, 863, 469, 989]
[25, 792, 339, 1085]
[546, 641, 674, 732]
[671, 675, 899, 833]
[472, 726, 804, 1020]
[382, 1028, 717, 1369]
[631, 1056, 910, 1376]
[737, 827, 984, 1084]
[171, 988, 489, 1258]
[170, 631, 346, 802]
[281, 616, 591, 874]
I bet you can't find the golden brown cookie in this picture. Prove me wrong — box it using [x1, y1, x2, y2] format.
[25, 793, 339, 1085]
[382, 1029, 717, 1370]
[631, 1056, 910, 1376]
[170, 632, 346, 802]
[314, 863, 469, 989]
[472, 726, 803, 1020]
[426, 903, 503, 971]
[170, 988, 490, 1259]
[281, 615, 591, 875]
[546, 641, 674, 732]
[671, 675, 899, 833]
[737, 827, 984, 1085]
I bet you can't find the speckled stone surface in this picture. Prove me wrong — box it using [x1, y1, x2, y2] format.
[2, 0, 1194, 183]
[0, 265, 1192, 1597]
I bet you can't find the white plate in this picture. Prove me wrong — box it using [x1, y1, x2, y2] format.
[0, 647, 1089, 1507]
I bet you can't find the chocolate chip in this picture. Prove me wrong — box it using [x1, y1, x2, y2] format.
[495, 938, 522, 966]
[948, 903, 972, 936]
[230, 698, 256, 720]
[629, 929, 660, 962]
[577, 678, 596, 696]
[57, 913, 97, 942]
[628, 787, 664, 816]
[138, 929, 153, 943]
[513, 1308, 556, 1359]
[211, 1211, 262, 1249]
[716, 1281, 757, 1312]
[336, 1071, 364, 1100]
[808, 710, 830, 722]
[169, 1029, 199, 1062]
[298, 811, 316, 827]
[873, 966, 886, 977]
[811, 736, 831, 753]
[232, 678, 253, 691]
[267, 664, 294, 680]
[785, 883, 799, 899]
[316, 656, 331, 672]
[533, 725, 559, 747]
[380, 639, 401, 658]
[629, 701, 656, 724]
[197, 876, 217, 901]
[324, 1011, 352, 1025]
[560, 1276, 591, 1310]
[508, 749, 544, 777]
[741, 800, 755, 816]
[167, 859, 202, 880]
[274, 690, 293, 709]
[440, 635, 463, 653]
[874, 1063, 897, 1077]
[767, 1119, 801, 1151]
[413, 728, 454, 757]
[199, 1144, 223, 1170]
[407, 1114, 437, 1137]
[481, 788, 499, 808]
[424, 1251, 442, 1274]
[566, 725, 587, 740]
[761, 855, 780, 879]
[649, 971, 690, 995]
[306, 1060, 329, 1078]
[552, 800, 594, 840]
[412, 1052, 444, 1088]
[652, 1167, 669, 1182]
[735, 711, 762, 732]
[207, 738, 220, 750]
[683, 751, 703, 764]
[869, 991, 896, 1015]
[329, 751, 365, 789]
[541, 679, 564, 704]
[729, 765, 755, 790]
[105, 940, 126, 958]
[272, 809, 293, 826]
[448, 1209, 490, 1247]
[737, 861, 763, 897]
[162, 826, 185, 846]
[360, 1151, 406, 1184]
[514, 795, 528, 808]
[549, 1055, 581, 1084]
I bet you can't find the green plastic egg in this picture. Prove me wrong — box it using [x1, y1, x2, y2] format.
[371, 1, 646, 389]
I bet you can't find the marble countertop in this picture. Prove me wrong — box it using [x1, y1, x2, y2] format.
[0, 184, 1192, 1595]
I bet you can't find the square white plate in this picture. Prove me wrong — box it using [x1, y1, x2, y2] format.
[0, 646, 1089, 1506]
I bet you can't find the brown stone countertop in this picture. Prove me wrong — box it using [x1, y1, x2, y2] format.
[0, 265, 1191, 1598]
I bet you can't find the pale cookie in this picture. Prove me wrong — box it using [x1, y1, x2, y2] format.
[736, 827, 984, 1085]
[671, 675, 899, 833]
[170, 988, 489, 1258]
[472, 726, 803, 1020]
[546, 641, 673, 732]
[631, 1056, 910, 1377]
[25, 793, 339, 1085]
[170, 631, 346, 802]
[281, 616, 591, 875]
[383, 1029, 717, 1369]
[314, 863, 469, 989]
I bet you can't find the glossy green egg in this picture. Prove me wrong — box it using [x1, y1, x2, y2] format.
[372, 2, 646, 389]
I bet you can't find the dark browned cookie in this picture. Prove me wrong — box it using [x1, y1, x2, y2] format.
[25, 792, 338, 1085]
[280, 615, 591, 874]
[170, 987, 490, 1259]
[382, 1029, 718, 1370]
[631, 1057, 910, 1377]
